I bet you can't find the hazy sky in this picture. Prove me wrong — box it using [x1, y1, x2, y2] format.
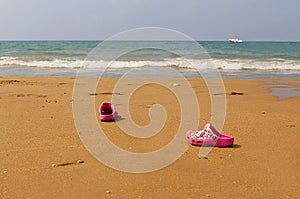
[0, 0, 299, 41]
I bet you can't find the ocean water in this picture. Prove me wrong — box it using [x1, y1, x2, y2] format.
[0, 41, 300, 78]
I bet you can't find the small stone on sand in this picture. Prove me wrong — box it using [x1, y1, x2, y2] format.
[76, 159, 84, 164]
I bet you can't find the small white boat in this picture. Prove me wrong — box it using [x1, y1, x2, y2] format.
[229, 38, 243, 43]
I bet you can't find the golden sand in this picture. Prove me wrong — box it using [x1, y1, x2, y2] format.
[0, 77, 299, 198]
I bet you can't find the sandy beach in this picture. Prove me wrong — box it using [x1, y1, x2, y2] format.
[0, 76, 299, 198]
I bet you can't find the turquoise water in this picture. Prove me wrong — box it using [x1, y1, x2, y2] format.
[0, 41, 300, 78]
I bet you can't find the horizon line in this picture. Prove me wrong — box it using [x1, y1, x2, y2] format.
[0, 39, 300, 42]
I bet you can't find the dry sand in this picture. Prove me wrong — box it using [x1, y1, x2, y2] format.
[0, 77, 299, 198]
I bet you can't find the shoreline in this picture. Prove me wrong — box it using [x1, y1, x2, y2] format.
[1, 76, 299, 198]
[1, 67, 300, 79]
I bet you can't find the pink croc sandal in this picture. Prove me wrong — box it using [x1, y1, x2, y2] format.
[99, 102, 118, 122]
[186, 123, 234, 147]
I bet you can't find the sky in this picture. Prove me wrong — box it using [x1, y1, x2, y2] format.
[0, 0, 299, 41]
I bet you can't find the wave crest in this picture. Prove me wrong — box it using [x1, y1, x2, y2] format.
[1, 56, 300, 71]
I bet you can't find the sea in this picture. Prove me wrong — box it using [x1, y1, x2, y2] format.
[1, 40, 300, 79]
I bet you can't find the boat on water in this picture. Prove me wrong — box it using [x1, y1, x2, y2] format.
[228, 38, 243, 43]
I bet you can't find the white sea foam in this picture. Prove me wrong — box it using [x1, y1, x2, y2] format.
[0, 56, 84, 68]
[1, 56, 300, 71]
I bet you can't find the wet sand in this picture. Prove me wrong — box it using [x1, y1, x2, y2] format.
[0, 77, 299, 198]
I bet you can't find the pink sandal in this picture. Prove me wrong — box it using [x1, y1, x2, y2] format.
[186, 123, 234, 147]
[99, 102, 118, 121]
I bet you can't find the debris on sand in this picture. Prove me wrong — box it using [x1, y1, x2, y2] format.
[286, 124, 296, 128]
[230, 91, 244, 95]
[89, 92, 122, 96]
[52, 159, 84, 167]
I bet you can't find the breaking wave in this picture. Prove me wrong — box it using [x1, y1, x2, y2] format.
[1, 56, 300, 71]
